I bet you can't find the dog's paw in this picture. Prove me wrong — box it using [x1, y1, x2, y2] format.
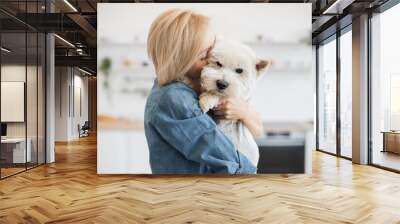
[199, 97, 213, 113]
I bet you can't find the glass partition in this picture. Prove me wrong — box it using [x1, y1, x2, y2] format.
[1, 30, 28, 177]
[27, 30, 38, 169]
[0, 1, 46, 179]
[26, 0, 42, 169]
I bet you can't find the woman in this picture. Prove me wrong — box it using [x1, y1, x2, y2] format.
[144, 9, 264, 174]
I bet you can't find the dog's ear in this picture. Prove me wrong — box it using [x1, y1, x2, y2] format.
[255, 59, 271, 77]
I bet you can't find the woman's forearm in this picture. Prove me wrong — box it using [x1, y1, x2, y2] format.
[241, 108, 264, 138]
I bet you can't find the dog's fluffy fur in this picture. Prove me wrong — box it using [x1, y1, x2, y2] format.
[199, 38, 270, 168]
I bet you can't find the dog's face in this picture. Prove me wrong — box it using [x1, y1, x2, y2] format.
[200, 39, 270, 99]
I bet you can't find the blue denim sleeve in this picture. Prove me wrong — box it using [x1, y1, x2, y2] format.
[152, 87, 257, 174]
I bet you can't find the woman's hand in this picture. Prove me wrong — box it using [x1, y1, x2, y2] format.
[213, 97, 249, 121]
[213, 97, 264, 138]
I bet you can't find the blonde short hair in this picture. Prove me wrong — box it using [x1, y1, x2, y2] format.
[147, 9, 210, 86]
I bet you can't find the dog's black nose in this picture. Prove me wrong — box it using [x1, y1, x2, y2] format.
[216, 80, 229, 90]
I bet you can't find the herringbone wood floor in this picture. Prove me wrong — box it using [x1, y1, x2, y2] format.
[1, 134, 400, 224]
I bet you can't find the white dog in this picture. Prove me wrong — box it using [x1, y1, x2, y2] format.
[199, 39, 270, 168]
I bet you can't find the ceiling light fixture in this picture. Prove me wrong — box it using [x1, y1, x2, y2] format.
[63, 0, 78, 12]
[76, 48, 85, 55]
[323, 0, 341, 14]
[54, 34, 75, 48]
[78, 67, 93, 76]
[322, 0, 354, 15]
[1, 47, 11, 53]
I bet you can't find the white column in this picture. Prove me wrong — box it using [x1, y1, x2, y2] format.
[45, 0, 56, 163]
[54, 67, 74, 141]
[352, 14, 369, 164]
[46, 33, 55, 163]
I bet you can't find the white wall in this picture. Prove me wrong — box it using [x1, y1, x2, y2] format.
[99, 3, 310, 44]
[251, 72, 314, 123]
[55, 67, 89, 141]
[71, 74, 89, 138]
[249, 43, 314, 123]
[55, 67, 69, 141]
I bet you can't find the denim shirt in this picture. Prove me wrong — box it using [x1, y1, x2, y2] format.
[144, 80, 257, 174]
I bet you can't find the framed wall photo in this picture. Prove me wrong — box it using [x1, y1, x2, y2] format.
[97, 3, 313, 175]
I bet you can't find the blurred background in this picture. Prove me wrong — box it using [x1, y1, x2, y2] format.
[97, 3, 313, 174]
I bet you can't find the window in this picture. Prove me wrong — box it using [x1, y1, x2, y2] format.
[390, 74, 400, 130]
[339, 29, 352, 158]
[318, 37, 337, 154]
[371, 3, 400, 171]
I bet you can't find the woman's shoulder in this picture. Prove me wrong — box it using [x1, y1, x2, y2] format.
[156, 81, 201, 118]
[157, 81, 197, 104]
[161, 81, 196, 98]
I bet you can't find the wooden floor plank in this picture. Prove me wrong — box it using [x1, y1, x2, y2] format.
[0, 134, 400, 223]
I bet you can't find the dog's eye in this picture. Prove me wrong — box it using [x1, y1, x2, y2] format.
[216, 61, 223, 67]
[235, 68, 243, 74]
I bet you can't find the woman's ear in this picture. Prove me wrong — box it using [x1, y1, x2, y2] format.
[255, 59, 271, 77]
